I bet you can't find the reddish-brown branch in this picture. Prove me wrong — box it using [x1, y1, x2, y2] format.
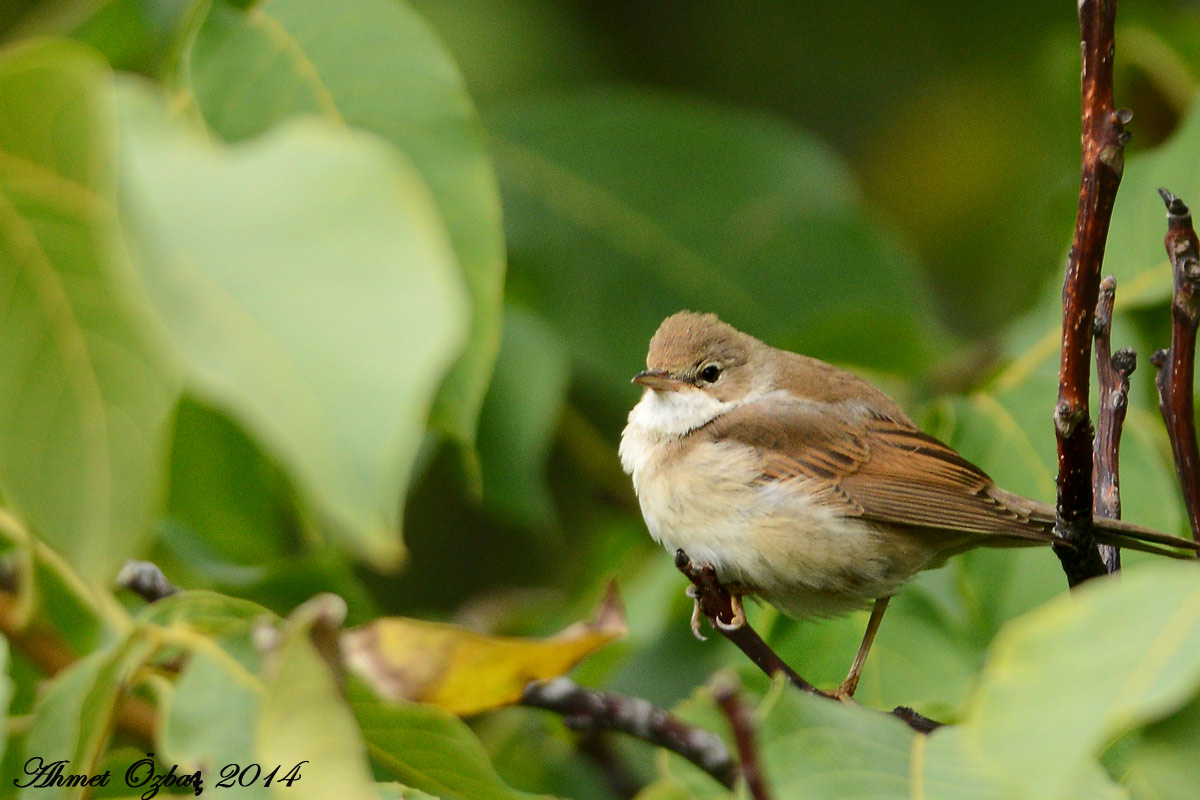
[1054, 0, 1130, 586]
[674, 550, 942, 735]
[1152, 189, 1200, 543]
[712, 674, 772, 800]
[1092, 276, 1135, 572]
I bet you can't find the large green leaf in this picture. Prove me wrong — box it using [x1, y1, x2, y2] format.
[348, 680, 552, 800]
[6, 0, 195, 77]
[161, 649, 268, 800]
[146, 590, 270, 798]
[187, 0, 505, 449]
[258, 597, 378, 800]
[117, 83, 469, 568]
[19, 633, 158, 800]
[0, 39, 180, 583]
[487, 88, 944, 416]
[665, 680, 1134, 800]
[958, 561, 1200, 800]
[475, 306, 569, 530]
[1117, 692, 1200, 800]
[163, 396, 296, 568]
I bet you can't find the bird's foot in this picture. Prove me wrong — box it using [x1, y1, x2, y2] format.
[685, 585, 707, 641]
[684, 579, 746, 639]
[713, 592, 747, 632]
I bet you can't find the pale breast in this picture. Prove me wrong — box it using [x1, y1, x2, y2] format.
[621, 408, 937, 619]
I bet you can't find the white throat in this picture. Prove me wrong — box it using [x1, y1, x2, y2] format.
[619, 388, 734, 479]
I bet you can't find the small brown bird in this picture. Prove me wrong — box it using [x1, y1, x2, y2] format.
[619, 312, 1199, 698]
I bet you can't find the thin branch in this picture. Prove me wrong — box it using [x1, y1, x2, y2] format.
[1092, 276, 1135, 572]
[521, 677, 736, 789]
[674, 550, 943, 735]
[712, 674, 772, 800]
[1053, 0, 1130, 586]
[1152, 189, 1200, 543]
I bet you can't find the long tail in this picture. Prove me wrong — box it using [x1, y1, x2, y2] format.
[991, 488, 1200, 558]
[1092, 516, 1200, 559]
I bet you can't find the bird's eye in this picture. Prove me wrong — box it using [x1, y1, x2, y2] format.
[700, 364, 721, 383]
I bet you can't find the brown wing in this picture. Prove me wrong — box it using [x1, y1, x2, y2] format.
[704, 400, 1055, 544]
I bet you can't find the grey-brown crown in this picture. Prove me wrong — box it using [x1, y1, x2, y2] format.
[645, 311, 754, 374]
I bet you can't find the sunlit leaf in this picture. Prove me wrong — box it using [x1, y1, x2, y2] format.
[160, 649, 268, 800]
[117, 82, 469, 568]
[188, 0, 505, 450]
[258, 594, 378, 800]
[345, 584, 625, 715]
[959, 562, 1200, 800]
[0, 40, 180, 583]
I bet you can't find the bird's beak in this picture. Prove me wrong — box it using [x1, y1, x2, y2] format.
[633, 369, 688, 391]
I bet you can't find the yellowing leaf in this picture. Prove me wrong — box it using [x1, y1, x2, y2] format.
[343, 584, 625, 715]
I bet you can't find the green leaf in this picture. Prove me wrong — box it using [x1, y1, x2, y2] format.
[144, 591, 271, 797]
[1118, 693, 1200, 800]
[0, 637, 11, 766]
[164, 396, 296, 567]
[959, 562, 1200, 800]
[160, 649, 268, 800]
[768, 577, 982, 716]
[258, 596, 378, 800]
[136, 589, 274, 674]
[187, 0, 505, 449]
[9, 0, 196, 77]
[117, 82, 469, 568]
[476, 307, 569, 529]
[0, 39, 180, 583]
[405, 0, 607, 102]
[487, 88, 943, 416]
[377, 784, 444, 800]
[632, 780, 700, 800]
[1105, 99, 1200, 308]
[348, 679, 552, 800]
[666, 685, 914, 800]
[19, 632, 158, 800]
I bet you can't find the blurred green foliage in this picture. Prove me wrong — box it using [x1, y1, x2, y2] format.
[1, 1, 1200, 798]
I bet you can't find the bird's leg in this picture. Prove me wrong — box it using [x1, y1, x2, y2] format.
[834, 596, 890, 701]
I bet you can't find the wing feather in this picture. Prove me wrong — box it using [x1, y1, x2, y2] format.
[708, 400, 1056, 544]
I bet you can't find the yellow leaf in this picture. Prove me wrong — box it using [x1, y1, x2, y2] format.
[342, 582, 626, 715]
